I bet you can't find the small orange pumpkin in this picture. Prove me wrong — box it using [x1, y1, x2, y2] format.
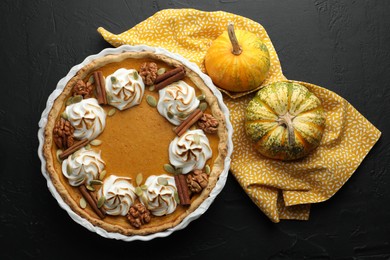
[205, 22, 270, 92]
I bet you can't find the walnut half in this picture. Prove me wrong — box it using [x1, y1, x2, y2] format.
[127, 202, 151, 228]
[53, 118, 75, 149]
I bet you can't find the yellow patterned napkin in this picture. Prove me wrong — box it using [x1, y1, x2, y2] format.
[98, 9, 381, 222]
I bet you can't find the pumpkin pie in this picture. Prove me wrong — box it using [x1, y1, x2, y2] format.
[42, 48, 230, 237]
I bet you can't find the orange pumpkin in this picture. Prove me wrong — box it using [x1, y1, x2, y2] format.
[205, 22, 270, 92]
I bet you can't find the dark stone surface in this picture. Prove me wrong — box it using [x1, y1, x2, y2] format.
[1, 0, 389, 259]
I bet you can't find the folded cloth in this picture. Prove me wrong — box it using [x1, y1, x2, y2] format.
[98, 9, 381, 222]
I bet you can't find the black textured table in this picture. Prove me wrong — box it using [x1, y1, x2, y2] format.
[1, 1, 389, 259]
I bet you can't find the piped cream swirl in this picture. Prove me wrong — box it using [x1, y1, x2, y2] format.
[105, 68, 145, 110]
[62, 148, 105, 187]
[157, 80, 199, 125]
[169, 129, 212, 174]
[65, 98, 106, 140]
[98, 175, 136, 216]
[140, 175, 177, 216]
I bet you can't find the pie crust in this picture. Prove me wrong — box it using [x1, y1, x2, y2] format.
[41, 48, 230, 237]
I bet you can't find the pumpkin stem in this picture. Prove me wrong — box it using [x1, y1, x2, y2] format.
[227, 22, 242, 55]
[277, 112, 296, 146]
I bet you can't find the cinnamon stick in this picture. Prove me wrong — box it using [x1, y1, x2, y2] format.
[155, 66, 185, 84]
[59, 139, 89, 160]
[79, 184, 106, 219]
[174, 175, 190, 206]
[93, 71, 107, 105]
[174, 109, 201, 134]
[155, 68, 185, 91]
[174, 109, 203, 136]
[174, 175, 184, 205]
[178, 174, 190, 206]
[90, 190, 107, 215]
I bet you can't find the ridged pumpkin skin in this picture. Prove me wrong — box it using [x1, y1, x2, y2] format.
[205, 29, 270, 92]
[245, 82, 326, 160]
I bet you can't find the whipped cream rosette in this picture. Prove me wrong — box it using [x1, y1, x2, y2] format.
[65, 98, 106, 140]
[105, 68, 145, 110]
[157, 80, 199, 125]
[140, 175, 178, 216]
[62, 148, 105, 186]
[98, 175, 137, 216]
[169, 129, 212, 174]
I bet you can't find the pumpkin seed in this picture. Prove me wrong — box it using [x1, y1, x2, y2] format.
[136, 173, 143, 186]
[174, 191, 180, 204]
[167, 111, 174, 119]
[99, 170, 107, 181]
[163, 164, 175, 174]
[157, 177, 168, 186]
[174, 168, 183, 175]
[86, 185, 95, 191]
[88, 75, 94, 84]
[140, 184, 148, 191]
[205, 165, 211, 175]
[84, 144, 91, 150]
[148, 85, 155, 91]
[177, 112, 188, 119]
[133, 71, 139, 80]
[199, 102, 208, 112]
[97, 196, 105, 208]
[108, 108, 116, 117]
[66, 97, 73, 106]
[72, 95, 83, 104]
[157, 68, 166, 75]
[80, 197, 87, 209]
[90, 139, 102, 146]
[135, 186, 143, 196]
[111, 76, 118, 84]
[90, 180, 103, 186]
[146, 95, 157, 107]
[56, 149, 63, 162]
[197, 94, 205, 101]
[61, 112, 68, 120]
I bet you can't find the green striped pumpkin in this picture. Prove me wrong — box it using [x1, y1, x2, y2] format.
[245, 82, 326, 160]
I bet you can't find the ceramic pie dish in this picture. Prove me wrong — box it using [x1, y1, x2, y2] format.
[37, 45, 233, 241]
